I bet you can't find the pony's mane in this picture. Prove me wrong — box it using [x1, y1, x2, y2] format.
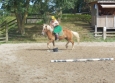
[43, 24, 53, 32]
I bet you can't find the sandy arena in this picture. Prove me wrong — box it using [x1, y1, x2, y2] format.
[0, 42, 115, 83]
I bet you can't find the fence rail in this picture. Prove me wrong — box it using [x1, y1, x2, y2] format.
[0, 19, 17, 43]
[26, 17, 43, 24]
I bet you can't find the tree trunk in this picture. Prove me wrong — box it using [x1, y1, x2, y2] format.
[15, 13, 26, 35]
[57, 7, 62, 23]
[14, 0, 29, 35]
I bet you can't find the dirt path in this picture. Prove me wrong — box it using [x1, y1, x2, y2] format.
[0, 42, 115, 83]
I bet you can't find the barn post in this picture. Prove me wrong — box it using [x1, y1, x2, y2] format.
[114, 16, 115, 27]
[95, 3, 98, 37]
[95, 25, 97, 37]
[103, 27, 106, 40]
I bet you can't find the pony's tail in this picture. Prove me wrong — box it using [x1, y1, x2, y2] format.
[71, 31, 80, 44]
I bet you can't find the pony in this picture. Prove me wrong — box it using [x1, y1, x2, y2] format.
[42, 24, 80, 50]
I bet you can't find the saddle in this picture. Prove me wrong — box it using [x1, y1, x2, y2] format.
[54, 30, 64, 40]
[58, 30, 64, 36]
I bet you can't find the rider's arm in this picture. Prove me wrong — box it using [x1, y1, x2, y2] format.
[54, 20, 59, 26]
[50, 21, 54, 28]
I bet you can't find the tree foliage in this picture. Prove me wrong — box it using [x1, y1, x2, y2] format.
[0, 0, 89, 35]
[1, 0, 31, 35]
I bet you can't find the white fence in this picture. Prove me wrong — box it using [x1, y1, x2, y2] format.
[95, 15, 115, 40]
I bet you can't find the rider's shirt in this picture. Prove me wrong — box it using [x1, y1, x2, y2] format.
[50, 20, 59, 28]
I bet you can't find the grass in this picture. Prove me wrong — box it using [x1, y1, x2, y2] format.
[0, 16, 15, 23]
[7, 20, 115, 43]
[1, 14, 115, 43]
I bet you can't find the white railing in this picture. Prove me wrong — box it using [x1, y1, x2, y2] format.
[95, 15, 115, 40]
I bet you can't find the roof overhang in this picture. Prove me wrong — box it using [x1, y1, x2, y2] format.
[101, 5, 115, 8]
[89, 1, 115, 4]
[98, 1, 115, 3]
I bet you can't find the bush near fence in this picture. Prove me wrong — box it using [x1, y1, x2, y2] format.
[62, 14, 91, 24]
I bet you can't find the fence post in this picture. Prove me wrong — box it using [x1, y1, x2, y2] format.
[95, 25, 97, 37]
[103, 27, 106, 40]
[5, 22, 8, 42]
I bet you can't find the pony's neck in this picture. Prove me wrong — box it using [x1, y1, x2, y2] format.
[46, 30, 53, 37]
[48, 26, 53, 32]
[44, 24, 54, 36]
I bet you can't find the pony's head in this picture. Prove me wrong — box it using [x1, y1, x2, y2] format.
[42, 24, 53, 35]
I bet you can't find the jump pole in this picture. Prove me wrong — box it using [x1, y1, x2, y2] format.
[51, 58, 114, 62]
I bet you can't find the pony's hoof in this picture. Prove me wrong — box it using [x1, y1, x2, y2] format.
[66, 46, 68, 49]
[47, 50, 50, 52]
[47, 46, 51, 49]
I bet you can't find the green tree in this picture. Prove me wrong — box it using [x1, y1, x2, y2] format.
[52, 0, 80, 22]
[1, 0, 30, 35]
[1, 0, 54, 34]
[33, 0, 52, 23]
[62, 0, 90, 14]
[0, 0, 88, 35]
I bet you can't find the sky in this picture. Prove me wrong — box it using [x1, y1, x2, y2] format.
[0, 3, 2, 8]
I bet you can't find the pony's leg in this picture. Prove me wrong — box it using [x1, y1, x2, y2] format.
[70, 40, 74, 50]
[52, 41, 56, 48]
[47, 40, 53, 49]
[47, 43, 50, 49]
[65, 41, 69, 49]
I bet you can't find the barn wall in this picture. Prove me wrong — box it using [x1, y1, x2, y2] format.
[97, 15, 115, 29]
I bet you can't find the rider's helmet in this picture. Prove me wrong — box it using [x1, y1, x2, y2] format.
[51, 16, 56, 20]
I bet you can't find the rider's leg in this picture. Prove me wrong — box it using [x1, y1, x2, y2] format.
[55, 33, 59, 40]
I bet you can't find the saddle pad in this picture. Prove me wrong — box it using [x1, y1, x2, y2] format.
[59, 30, 63, 36]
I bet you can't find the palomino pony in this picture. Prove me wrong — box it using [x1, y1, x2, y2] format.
[42, 24, 80, 50]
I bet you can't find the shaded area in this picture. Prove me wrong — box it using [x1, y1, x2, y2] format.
[8, 24, 47, 42]
[6, 15, 115, 43]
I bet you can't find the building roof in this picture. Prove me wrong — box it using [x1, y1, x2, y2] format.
[101, 4, 115, 8]
[98, 0, 115, 3]
[88, 0, 115, 3]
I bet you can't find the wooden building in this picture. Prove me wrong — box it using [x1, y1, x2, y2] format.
[89, 0, 115, 39]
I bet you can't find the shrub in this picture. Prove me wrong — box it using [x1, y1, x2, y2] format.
[62, 14, 91, 24]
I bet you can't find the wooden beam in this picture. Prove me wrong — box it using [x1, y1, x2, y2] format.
[5, 22, 8, 42]
[103, 27, 106, 40]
